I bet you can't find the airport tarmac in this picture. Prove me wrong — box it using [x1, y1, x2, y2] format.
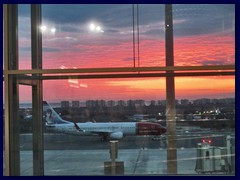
[18, 148, 198, 175]
[3, 130, 234, 176]
[18, 131, 233, 150]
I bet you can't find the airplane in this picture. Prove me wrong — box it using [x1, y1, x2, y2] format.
[43, 101, 166, 141]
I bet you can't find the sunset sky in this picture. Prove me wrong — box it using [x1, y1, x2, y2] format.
[15, 4, 235, 102]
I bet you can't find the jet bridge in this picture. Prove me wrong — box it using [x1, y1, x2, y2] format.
[195, 135, 235, 174]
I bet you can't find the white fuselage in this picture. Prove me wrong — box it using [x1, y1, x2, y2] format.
[47, 122, 137, 136]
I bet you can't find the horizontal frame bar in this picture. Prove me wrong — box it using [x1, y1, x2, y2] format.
[15, 71, 235, 80]
[3, 65, 235, 75]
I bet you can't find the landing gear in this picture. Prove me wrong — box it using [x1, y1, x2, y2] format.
[152, 135, 166, 141]
[100, 135, 108, 142]
[152, 136, 160, 141]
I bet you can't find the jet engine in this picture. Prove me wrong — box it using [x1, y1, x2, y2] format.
[110, 132, 124, 139]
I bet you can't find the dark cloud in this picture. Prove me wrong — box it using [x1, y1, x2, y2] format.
[60, 26, 80, 33]
[173, 23, 217, 37]
[43, 47, 61, 52]
[18, 4, 234, 38]
[18, 4, 30, 17]
[19, 47, 61, 52]
[104, 29, 120, 33]
[143, 29, 164, 36]
[201, 60, 226, 66]
[173, 4, 235, 37]
[42, 4, 121, 24]
[138, 5, 165, 25]
[20, 47, 31, 52]
[122, 57, 133, 61]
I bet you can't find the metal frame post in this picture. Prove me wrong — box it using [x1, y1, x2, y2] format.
[4, 4, 20, 176]
[31, 4, 44, 176]
[165, 4, 177, 174]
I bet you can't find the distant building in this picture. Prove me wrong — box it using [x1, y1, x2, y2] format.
[96, 100, 106, 107]
[117, 100, 126, 106]
[86, 100, 96, 107]
[135, 100, 145, 107]
[223, 98, 235, 104]
[72, 101, 79, 108]
[150, 100, 156, 106]
[86, 100, 106, 107]
[159, 100, 166, 106]
[181, 99, 189, 105]
[193, 98, 211, 105]
[127, 100, 135, 107]
[175, 100, 179, 105]
[61, 101, 69, 108]
[107, 100, 115, 107]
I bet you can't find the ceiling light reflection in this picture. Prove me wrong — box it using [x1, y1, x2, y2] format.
[89, 23, 104, 33]
[40, 25, 56, 35]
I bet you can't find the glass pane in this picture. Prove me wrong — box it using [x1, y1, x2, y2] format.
[42, 4, 166, 69]
[42, 78, 166, 175]
[138, 5, 165, 67]
[173, 4, 235, 66]
[42, 4, 133, 69]
[19, 85, 33, 175]
[175, 76, 235, 174]
[5, 4, 235, 176]
[175, 76, 235, 99]
[18, 4, 31, 69]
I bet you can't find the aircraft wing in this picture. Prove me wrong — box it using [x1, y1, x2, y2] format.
[74, 123, 124, 139]
[74, 123, 112, 134]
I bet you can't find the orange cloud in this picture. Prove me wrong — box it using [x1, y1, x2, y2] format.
[16, 29, 235, 102]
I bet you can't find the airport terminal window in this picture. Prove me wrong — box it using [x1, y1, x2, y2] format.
[174, 76, 235, 174]
[19, 85, 33, 175]
[16, 77, 235, 175]
[18, 4, 31, 69]
[175, 76, 235, 99]
[3, 4, 235, 176]
[40, 78, 167, 175]
[42, 4, 134, 69]
[41, 4, 165, 69]
[173, 4, 235, 66]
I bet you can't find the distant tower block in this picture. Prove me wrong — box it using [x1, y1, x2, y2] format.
[61, 101, 70, 108]
[72, 101, 80, 108]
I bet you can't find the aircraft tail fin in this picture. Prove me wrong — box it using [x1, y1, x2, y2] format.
[43, 101, 70, 125]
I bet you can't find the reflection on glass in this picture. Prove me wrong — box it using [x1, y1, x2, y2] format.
[175, 76, 235, 175]
[173, 4, 235, 66]
[18, 4, 31, 69]
[7, 4, 235, 176]
[19, 85, 33, 175]
[40, 4, 167, 69]
[42, 4, 134, 69]
[43, 77, 236, 175]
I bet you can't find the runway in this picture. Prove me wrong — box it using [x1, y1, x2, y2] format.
[20, 134, 165, 150]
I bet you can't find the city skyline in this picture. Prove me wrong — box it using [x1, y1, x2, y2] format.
[15, 97, 235, 107]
